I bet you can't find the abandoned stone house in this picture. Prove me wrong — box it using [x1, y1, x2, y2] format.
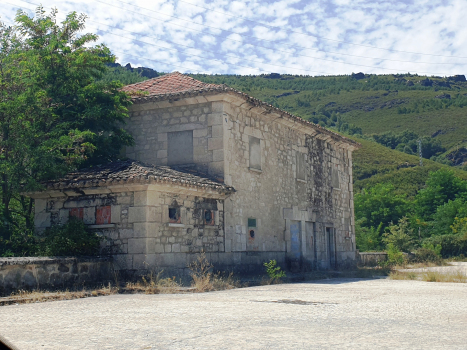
[28, 72, 360, 275]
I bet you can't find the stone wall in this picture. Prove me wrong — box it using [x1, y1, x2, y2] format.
[357, 252, 388, 266]
[0, 257, 112, 296]
[221, 98, 356, 270]
[33, 186, 230, 275]
[125, 100, 224, 177]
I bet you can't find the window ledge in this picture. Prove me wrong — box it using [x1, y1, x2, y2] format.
[332, 187, 342, 191]
[168, 223, 185, 228]
[88, 224, 115, 229]
[296, 178, 307, 183]
[248, 167, 262, 173]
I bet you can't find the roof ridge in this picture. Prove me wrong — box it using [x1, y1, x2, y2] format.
[121, 71, 222, 92]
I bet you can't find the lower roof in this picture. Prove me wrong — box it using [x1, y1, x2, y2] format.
[38, 160, 235, 195]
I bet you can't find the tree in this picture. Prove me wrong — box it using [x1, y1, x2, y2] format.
[415, 169, 467, 221]
[0, 8, 133, 256]
[354, 183, 408, 231]
[383, 217, 416, 253]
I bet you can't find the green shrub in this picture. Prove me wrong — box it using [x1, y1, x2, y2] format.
[412, 248, 441, 263]
[382, 243, 406, 266]
[383, 217, 416, 253]
[37, 218, 102, 256]
[355, 219, 383, 251]
[424, 234, 467, 258]
[263, 259, 286, 282]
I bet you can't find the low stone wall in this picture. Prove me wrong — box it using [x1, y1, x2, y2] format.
[113, 251, 287, 278]
[357, 252, 388, 266]
[0, 256, 112, 296]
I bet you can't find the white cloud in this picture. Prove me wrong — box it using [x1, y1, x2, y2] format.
[0, 0, 466, 75]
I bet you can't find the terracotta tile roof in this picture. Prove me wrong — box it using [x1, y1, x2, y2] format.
[122, 72, 360, 150]
[42, 160, 235, 194]
[121, 72, 222, 97]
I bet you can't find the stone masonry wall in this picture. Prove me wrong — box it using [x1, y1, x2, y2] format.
[34, 187, 227, 276]
[125, 100, 225, 177]
[0, 257, 112, 296]
[221, 99, 356, 269]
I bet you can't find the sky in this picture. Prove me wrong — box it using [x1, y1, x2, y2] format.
[1, 0, 466, 76]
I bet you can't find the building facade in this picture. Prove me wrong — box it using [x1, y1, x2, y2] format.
[29, 72, 360, 275]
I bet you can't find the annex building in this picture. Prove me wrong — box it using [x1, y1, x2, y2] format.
[29, 72, 360, 275]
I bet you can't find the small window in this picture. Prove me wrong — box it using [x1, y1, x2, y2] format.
[204, 210, 214, 225]
[249, 229, 255, 238]
[248, 218, 257, 228]
[169, 208, 181, 223]
[96, 206, 111, 225]
[168, 130, 193, 165]
[296, 152, 306, 181]
[69, 208, 84, 220]
[249, 136, 261, 170]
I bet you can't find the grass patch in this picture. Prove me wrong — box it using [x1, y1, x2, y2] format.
[125, 271, 182, 294]
[1, 284, 117, 306]
[389, 269, 467, 283]
[421, 270, 467, 283]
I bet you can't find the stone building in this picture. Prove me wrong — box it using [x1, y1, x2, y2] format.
[28, 72, 360, 275]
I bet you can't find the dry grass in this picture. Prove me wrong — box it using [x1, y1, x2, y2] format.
[1, 284, 117, 306]
[389, 270, 467, 283]
[125, 271, 182, 294]
[188, 252, 242, 292]
[421, 270, 467, 283]
[1, 254, 247, 306]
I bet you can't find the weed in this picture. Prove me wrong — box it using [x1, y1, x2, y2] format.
[125, 270, 181, 294]
[188, 252, 241, 292]
[263, 259, 286, 284]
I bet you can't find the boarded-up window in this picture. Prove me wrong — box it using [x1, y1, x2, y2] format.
[96, 206, 111, 225]
[331, 167, 340, 189]
[168, 130, 193, 165]
[296, 152, 306, 181]
[249, 136, 261, 170]
[69, 208, 84, 220]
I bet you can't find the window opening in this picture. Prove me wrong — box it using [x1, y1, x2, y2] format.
[248, 218, 257, 228]
[169, 208, 181, 223]
[204, 210, 214, 225]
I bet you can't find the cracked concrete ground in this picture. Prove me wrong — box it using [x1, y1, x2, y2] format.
[1, 278, 466, 350]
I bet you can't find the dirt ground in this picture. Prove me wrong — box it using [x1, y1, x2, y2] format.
[1, 278, 466, 350]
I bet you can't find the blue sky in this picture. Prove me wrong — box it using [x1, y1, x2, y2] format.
[1, 0, 466, 76]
